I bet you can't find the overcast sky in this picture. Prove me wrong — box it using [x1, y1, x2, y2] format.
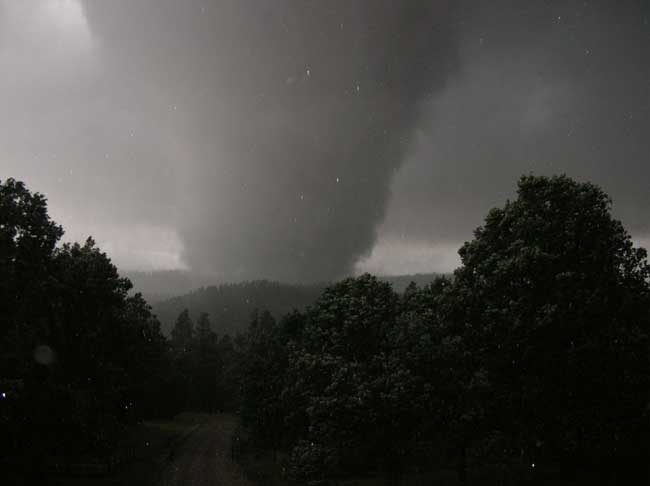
[1, 1, 649, 282]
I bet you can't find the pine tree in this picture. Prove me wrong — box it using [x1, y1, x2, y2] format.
[171, 309, 194, 354]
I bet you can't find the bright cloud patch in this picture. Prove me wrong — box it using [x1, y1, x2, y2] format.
[355, 238, 460, 276]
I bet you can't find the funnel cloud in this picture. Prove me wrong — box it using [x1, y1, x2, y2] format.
[80, 0, 459, 282]
[1, 1, 649, 282]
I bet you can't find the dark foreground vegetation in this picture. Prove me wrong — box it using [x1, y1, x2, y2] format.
[2, 174, 649, 485]
[236, 175, 650, 485]
[0, 178, 183, 481]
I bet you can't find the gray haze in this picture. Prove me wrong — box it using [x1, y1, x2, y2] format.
[1, 1, 649, 281]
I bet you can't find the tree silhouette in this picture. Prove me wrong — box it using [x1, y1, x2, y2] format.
[0, 178, 63, 374]
[171, 309, 194, 354]
[238, 175, 650, 485]
[454, 174, 650, 480]
[0, 179, 173, 466]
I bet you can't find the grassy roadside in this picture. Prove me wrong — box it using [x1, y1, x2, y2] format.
[105, 416, 199, 486]
[238, 448, 287, 486]
[6, 414, 201, 486]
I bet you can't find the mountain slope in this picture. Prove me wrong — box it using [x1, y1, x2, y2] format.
[146, 273, 443, 336]
[151, 280, 325, 336]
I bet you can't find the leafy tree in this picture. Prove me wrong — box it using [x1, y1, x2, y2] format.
[0, 178, 63, 373]
[391, 277, 489, 483]
[454, 174, 650, 480]
[120, 293, 175, 418]
[49, 239, 133, 384]
[0, 179, 174, 464]
[287, 275, 402, 479]
[240, 310, 292, 451]
[42, 239, 171, 438]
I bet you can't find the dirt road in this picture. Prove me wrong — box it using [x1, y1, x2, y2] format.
[160, 414, 254, 486]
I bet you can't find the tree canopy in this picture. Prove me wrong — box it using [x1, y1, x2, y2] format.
[238, 175, 650, 484]
[454, 174, 650, 471]
[0, 178, 174, 460]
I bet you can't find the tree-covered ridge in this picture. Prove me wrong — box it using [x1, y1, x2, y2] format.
[153, 280, 326, 337]
[127, 270, 444, 303]
[149, 274, 444, 337]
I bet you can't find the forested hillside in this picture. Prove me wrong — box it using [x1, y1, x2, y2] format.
[128, 270, 444, 303]
[148, 274, 442, 336]
[152, 281, 325, 336]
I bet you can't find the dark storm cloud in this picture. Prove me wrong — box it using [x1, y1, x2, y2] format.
[80, 0, 459, 281]
[369, 0, 650, 273]
[0, 0, 185, 269]
[3, 1, 650, 280]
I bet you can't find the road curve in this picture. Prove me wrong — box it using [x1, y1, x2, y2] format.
[160, 414, 254, 486]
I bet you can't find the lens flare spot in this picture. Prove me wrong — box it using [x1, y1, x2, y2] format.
[34, 344, 56, 365]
